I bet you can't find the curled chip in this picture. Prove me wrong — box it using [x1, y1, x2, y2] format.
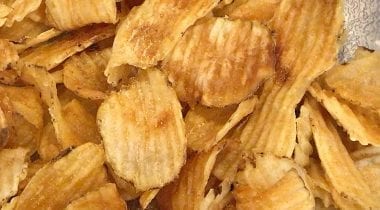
[139, 189, 159, 210]
[214, 0, 281, 22]
[323, 48, 380, 111]
[65, 183, 127, 210]
[105, 0, 219, 82]
[15, 28, 62, 53]
[163, 17, 274, 107]
[294, 99, 313, 167]
[309, 83, 380, 146]
[38, 122, 60, 161]
[4, 0, 42, 27]
[0, 39, 18, 71]
[45, 0, 117, 30]
[63, 48, 111, 100]
[0, 148, 28, 206]
[17, 24, 114, 71]
[307, 96, 377, 209]
[156, 148, 219, 210]
[201, 180, 233, 210]
[15, 143, 108, 210]
[98, 68, 186, 191]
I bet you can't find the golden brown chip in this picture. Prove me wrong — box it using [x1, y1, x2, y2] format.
[0, 69, 19, 85]
[45, 0, 117, 30]
[351, 146, 380, 162]
[0, 18, 49, 42]
[15, 143, 108, 210]
[163, 17, 274, 107]
[98, 68, 186, 191]
[0, 39, 18, 71]
[0, 148, 28, 206]
[156, 147, 220, 210]
[107, 166, 142, 201]
[17, 24, 114, 71]
[237, 0, 343, 157]
[139, 189, 159, 210]
[0, 4, 11, 27]
[4, 0, 42, 27]
[201, 180, 233, 210]
[65, 183, 126, 210]
[235, 170, 314, 210]
[1, 196, 18, 210]
[354, 155, 380, 203]
[214, 0, 281, 22]
[5, 113, 40, 151]
[63, 48, 111, 100]
[17, 160, 45, 191]
[15, 28, 62, 52]
[323, 48, 380, 111]
[105, 0, 219, 82]
[309, 82, 380, 146]
[37, 122, 60, 161]
[294, 99, 313, 167]
[307, 96, 377, 209]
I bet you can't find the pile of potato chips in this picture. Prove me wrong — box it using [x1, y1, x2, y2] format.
[0, 0, 379, 209]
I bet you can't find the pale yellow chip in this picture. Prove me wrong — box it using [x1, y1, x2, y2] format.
[238, 0, 343, 157]
[323, 48, 380, 111]
[45, 0, 117, 30]
[15, 28, 62, 53]
[0, 85, 43, 129]
[354, 154, 380, 203]
[0, 39, 18, 71]
[63, 48, 111, 100]
[156, 147, 220, 210]
[163, 17, 274, 107]
[235, 169, 314, 210]
[4, 0, 42, 27]
[309, 82, 380, 146]
[17, 160, 45, 191]
[294, 99, 314, 167]
[14, 143, 108, 210]
[351, 146, 380, 162]
[98, 68, 186, 191]
[214, 0, 281, 22]
[17, 24, 115, 71]
[0, 148, 28, 206]
[139, 189, 159, 210]
[307, 96, 377, 209]
[105, 0, 219, 82]
[65, 183, 127, 210]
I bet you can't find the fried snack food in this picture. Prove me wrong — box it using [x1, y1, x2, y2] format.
[294, 99, 313, 167]
[45, 0, 117, 30]
[139, 189, 159, 210]
[105, 0, 219, 83]
[3, 0, 42, 27]
[14, 143, 107, 210]
[98, 68, 186, 191]
[0, 39, 18, 71]
[163, 17, 274, 107]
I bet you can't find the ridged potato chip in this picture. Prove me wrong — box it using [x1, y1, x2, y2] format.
[322, 48, 380, 111]
[98, 68, 186, 191]
[63, 48, 111, 100]
[105, 0, 219, 82]
[163, 17, 274, 107]
[139, 189, 159, 210]
[307, 96, 377, 209]
[214, 0, 281, 22]
[0, 39, 18, 71]
[65, 183, 126, 210]
[15, 143, 108, 210]
[294, 99, 313, 167]
[236, 170, 314, 210]
[45, 0, 117, 30]
[156, 148, 220, 210]
[309, 82, 380, 146]
[4, 0, 42, 27]
[18, 24, 114, 71]
[238, 0, 343, 157]
[0, 148, 28, 206]
[354, 152, 380, 203]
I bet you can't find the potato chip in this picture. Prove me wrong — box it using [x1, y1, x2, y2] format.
[1, 196, 18, 210]
[0, 18, 48, 43]
[17, 24, 115, 71]
[238, 0, 343, 157]
[63, 48, 111, 100]
[309, 82, 380, 146]
[139, 189, 159, 210]
[294, 99, 314, 167]
[156, 148, 220, 210]
[45, 0, 117, 30]
[0, 69, 19, 85]
[51, 69, 63, 84]
[98, 68, 186, 191]
[236, 169, 314, 210]
[37, 122, 60, 161]
[25, 1, 46, 24]
[0, 39, 18, 71]
[107, 165, 141, 201]
[4, 0, 42, 27]
[15, 28, 62, 52]
[307, 96, 377, 209]
[0, 148, 28, 206]
[65, 183, 126, 210]
[322, 48, 380, 111]
[214, 0, 281, 22]
[105, 0, 219, 82]
[351, 146, 380, 162]
[5, 113, 40, 151]
[0, 85, 43, 129]
[0, 93, 13, 148]
[0, 4, 11, 27]
[163, 17, 274, 107]
[15, 143, 108, 210]
[354, 156, 380, 203]
[17, 160, 45, 191]
[201, 180, 233, 210]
